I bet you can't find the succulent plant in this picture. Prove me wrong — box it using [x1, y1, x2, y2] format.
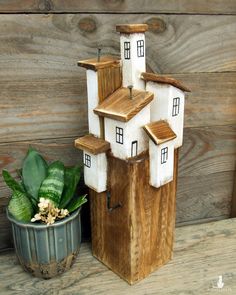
[2, 147, 87, 224]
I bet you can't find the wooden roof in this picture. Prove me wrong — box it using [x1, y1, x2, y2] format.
[74, 134, 110, 155]
[94, 87, 154, 122]
[78, 56, 120, 71]
[141, 72, 191, 92]
[143, 120, 176, 145]
[116, 24, 148, 34]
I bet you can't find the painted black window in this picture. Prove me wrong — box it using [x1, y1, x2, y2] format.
[116, 127, 123, 144]
[131, 140, 138, 157]
[137, 40, 144, 57]
[124, 42, 130, 59]
[84, 153, 91, 168]
[172, 97, 180, 116]
[161, 147, 168, 164]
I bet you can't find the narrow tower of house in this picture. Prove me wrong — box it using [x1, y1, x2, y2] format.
[78, 56, 121, 138]
[116, 24, 148, 90]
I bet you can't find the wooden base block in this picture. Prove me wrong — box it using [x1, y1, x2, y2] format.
[89, 149, 179, 284]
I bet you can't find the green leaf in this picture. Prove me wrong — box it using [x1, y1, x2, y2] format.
[59, 165, 82, 209]
[8, 190, 34, 222]
[22, 147, 48, 207]
[38, 161, 64, 207]
[2, 170, 25, 193]
[66, 194, 87, 213]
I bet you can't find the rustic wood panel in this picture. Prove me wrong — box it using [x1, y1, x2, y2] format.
[0, 14, 235, 77]
[97, 65, 122, 103]
[231, 172, 236, 217]
[177, 171, 233, 223]
[90, 150, 178, 284]
[172, 73, 236, 128]
[1, 126, 234, 190]
[0, 191, 13, 251]
[179, 125, 236, 176]
[0, 0, 236, 14]
[0, 73, 235, 144]
[0, 138, 83, 191]
[0, 128, 235, 250]
[0, 78, 88, 143]
[1, 218, 236, 294]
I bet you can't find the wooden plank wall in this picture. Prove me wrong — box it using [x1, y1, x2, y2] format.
[0, 1, 236, 250]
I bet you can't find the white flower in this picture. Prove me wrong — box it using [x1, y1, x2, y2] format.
[60, 209, 69, 217]
[31, 213, 41, 222]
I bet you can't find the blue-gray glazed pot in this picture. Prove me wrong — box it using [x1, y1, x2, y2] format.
[7, 208, 81, 279]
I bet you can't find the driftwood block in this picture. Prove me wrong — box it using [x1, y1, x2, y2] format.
[89, 149, 179, 284]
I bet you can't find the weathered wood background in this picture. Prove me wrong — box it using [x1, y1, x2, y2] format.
[0, 1, 236, 250]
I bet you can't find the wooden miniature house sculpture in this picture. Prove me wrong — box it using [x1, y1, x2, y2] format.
[75, 24, 190, 284]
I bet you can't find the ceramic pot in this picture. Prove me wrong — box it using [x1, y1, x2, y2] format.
[7, 208, 81, 279]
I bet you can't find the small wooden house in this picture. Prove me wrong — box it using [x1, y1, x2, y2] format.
[144, 120, 176, 188]
[75, 135, 110, 193]
[141, 72, 191, 148]
[94, 87, 153, 159]
[117, 24, 148, 90]
[75, 23, 190, 284]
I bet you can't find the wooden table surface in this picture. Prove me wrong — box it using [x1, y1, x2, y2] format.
[0, 218, 236, 295]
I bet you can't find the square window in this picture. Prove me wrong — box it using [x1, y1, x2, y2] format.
[161, 147, 168, 164]
[124, 42, 130, 59]
[116, 127, 123, 144]
[137, 40, 144, 57]
[84, 153, 91, 168]
[172, 97, 180, 116]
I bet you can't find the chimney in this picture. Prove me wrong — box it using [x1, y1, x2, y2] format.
[116, 24, 148, 90]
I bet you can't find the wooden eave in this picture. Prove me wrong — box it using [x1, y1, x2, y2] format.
[94, 87, 154, 122]
[74, 134, 110, 155]
[78, 56, 120, 71]
[143, 120, 176, 145]
[141, 72, 191, 92]
[116, 24, 149, 34]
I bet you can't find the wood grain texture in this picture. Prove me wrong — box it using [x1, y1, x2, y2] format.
[0, 14, 235, 77]
[141, 72, 191, 92]
[94, 87, 153, 122]
[116, 24, 149, 34]
[231, 172, 236, 217]
[0, 77, 88, 143]
[97, 65, 122, 103]
[74, 135, 110, 155]
[0, 0, 236, 14]
[177, 171, 234, 223]
[0, 73, 234, 145]
[78, 56, 120, 71]
[179, 125, 236, 177]
[172, 73, 236, 128]
[1, 218, 236, 294]
[144, 120, 176, 145]
[90, 150, 178, 284]
[0, 127, 235, 250]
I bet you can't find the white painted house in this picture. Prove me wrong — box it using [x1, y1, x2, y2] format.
[94, 87, 153, 160]
[75, 23, 190, 191]
[144, 121, 176, 188]
[116, 24, 148, 90]
[77, 56, 121, 138]
[74, 135, 110, 193]
[141, 72, 191, 148]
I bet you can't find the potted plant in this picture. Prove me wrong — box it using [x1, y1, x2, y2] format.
[2, 147, 87, 278]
